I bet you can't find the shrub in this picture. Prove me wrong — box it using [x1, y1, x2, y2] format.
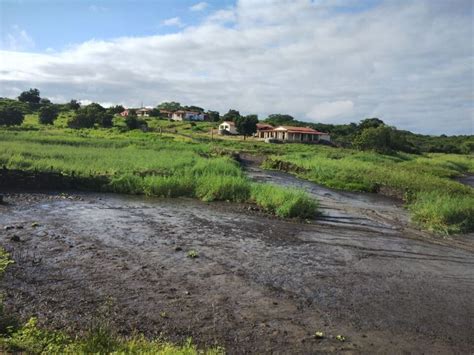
[67, 112, 96, 129]
[410, 192, 474, 234]
[67, 104, 114, 129]
[195, 175, 250, 202]
[38, 105, 59, 125]
[0, 106, 24, 126]
[125, 116, 147, 130]
[142, 175, 195, 197]
[250, 183, 318, 218]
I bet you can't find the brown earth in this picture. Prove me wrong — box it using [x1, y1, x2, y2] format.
[1, 183, 473, 354]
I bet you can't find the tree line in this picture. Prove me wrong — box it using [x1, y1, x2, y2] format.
[0, 88, 472, 154]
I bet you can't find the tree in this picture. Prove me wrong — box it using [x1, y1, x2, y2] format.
[264, 114, 294, 125]
[108, 105, 125, 115]
[149, 108, 162, 117]
[353, 125, 392, 153]
[38, 105, 59, 125]
[222, 109, 241, 122]
[359, 118, 385, 131]
[0, 105, 24, 126]
[68, 99, 81, 111]
[235, 114, 258, 139]
[125, 114, 147, 130]
[39, 98, 52, 106]
[206, 110, 220, 122]
[67, 103, 113, 129]
[18, 88, 41, 104]
[157, 102, 181, 112]
[183, 105, 204, 113]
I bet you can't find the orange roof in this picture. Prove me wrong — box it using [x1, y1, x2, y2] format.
[256, 123, 274, 130]
[276, 125, 327, 134]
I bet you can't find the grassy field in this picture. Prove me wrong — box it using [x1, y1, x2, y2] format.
[262, 147, 474, 234]
[1, 113, 473, 233]
[0, 117, 318, 219]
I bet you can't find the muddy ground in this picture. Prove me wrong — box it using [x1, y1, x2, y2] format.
[1, 169, 473, 354]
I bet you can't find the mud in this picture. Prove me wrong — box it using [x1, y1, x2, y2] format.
[1, 184, 473, 353]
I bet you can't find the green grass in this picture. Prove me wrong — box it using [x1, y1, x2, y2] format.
[0, 124, 317, 219]
[250, 183, 318, 218]
[262, 147, 474, 234]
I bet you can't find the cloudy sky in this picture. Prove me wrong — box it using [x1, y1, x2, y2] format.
[0, 0, 472, 135]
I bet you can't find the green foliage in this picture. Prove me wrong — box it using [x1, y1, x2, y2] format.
[38, 105, 59, 125]
[67, 99, 81, 111]
[264, 147, 474, 233]
[264, 114, 295, 126]
[0, 105, 24, 126]
[235, 114, 258, 138]
[353, 125, 415, 154]
[0, 130, 317, 219]
[0, 317, 224, 354]
[125, 115, 147, 130]
[18, 88, 41, 104]
[108, 105, 125, 115]
[358, 117, 385, 130]
[221, 109, 240, 122]
[250, 183, 318, 218]
[157, 102, 182, 112]
[206, 110, 220, 122]
[68, 103, 113, 129]
[409, 192, 474, 235]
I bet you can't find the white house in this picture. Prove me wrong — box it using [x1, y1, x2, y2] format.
[171, 110, 207, 121]
[136, 108, 151, 117]
[258, 125, 331, 143]
[218, 121, 238, 135]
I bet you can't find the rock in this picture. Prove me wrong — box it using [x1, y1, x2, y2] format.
[174, 246, 183, 252]
[10, 235, 20, 242]
[4, 226, 14, 230]
[31, 222, 40, 228]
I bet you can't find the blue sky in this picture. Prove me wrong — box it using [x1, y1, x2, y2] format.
[1, 0, 234, 50]
[0, 0, 472, 135]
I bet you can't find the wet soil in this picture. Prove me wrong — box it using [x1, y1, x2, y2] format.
[1, 180, 473, 353]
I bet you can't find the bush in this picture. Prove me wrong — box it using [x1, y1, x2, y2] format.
[142, 175, 195, 198]
[0, 106, 24, 126]
[125, 116, 147, 130]
[67, 112, 96, 129]
[250, 183, 318, 218]
[67, 104, 113, 129]
[410, 192, 474, 234]
[195, 175, 250, 202]
[38, 105, 59, 125]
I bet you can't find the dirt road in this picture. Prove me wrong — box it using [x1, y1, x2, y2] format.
[1, 186, 473, 354]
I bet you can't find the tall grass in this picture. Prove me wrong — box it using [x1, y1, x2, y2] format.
[0, 130, 317, 219]
[264, 148, 474, 234]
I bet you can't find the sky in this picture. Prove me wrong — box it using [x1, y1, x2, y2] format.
[0, 0, 473, 135]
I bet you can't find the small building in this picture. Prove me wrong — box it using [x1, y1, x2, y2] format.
[259, 125, 330, 143]
[136, 108, 151, 117]
[218, 121, 238, 135]
[171, 110, 207, 121]
[120, 109, 130, 117]
[159, 110, 173, 119]
[255, 123, 275, 138]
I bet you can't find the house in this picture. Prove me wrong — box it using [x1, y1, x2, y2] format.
[119, 108, 151, 117]
[255, 123, 275, 138]
[136, 108, 151, 117]
[218, 121, 238, 135]
[171, 110, 207, 121]
[258, 125, 330, 143]
[159, 110, 173, 119]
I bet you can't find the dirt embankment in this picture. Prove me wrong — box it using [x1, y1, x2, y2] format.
[1, 190, 473, 354]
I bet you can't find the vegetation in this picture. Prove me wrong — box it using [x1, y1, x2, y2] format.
[38, 105, 59, 125]
[0, 105, 24, 126]
[263, 147, 474, 234]
[235, 114, 258, 139]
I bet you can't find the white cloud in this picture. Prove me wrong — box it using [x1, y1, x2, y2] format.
[162, 17, 184, 27]
[307, 101, 354, 121]
[190, 2, 209, 11]
[0, 0, 472, 135]
[1, 25, 35, 51]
